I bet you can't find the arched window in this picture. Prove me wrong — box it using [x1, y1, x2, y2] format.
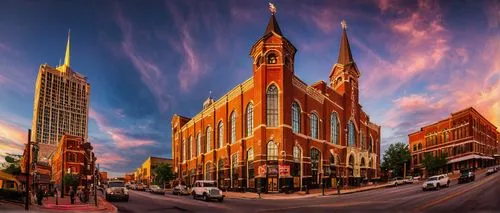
[348, 121, 356, 147]
[267, 85, 279, 127]
[196, 133, 201, 156]
[205, 162, 214, 180]
[246, 103, 253, 137]
[310, 113, 319, 139]
[349, 155, 355, 167]
[206, 127, 212, 152]
[247, 148, 254, 181]
[413, 144, 417, 152]
[418, 143, 422, 150]
[310, 148, 320, 185]
[369, 135, 373, 152]
[182, 139, 186, 162]
[331, 113, 339, 144]
[218, 159, 225, 187]
[267, 141, 278, 161]
[267, 53, 278, 64]
[231, 153, 239, 187]
[292, 146, 301, 177]
[360, 130, 365, 149]
[292, 102, 301, 133]
[230, 111, 236, 144]
[218, 121, 224, 148]
[361, 158, 366, 167]
[188, 136, 193, 159]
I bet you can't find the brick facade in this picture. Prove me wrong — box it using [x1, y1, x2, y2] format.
[409, 107, 499, 176]
[171, 14, 381, 192]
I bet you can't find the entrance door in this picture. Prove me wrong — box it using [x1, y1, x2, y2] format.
[268, 178, 278, 192]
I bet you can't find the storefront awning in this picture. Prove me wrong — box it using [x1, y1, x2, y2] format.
[447, 154, 483, 164]
[481, 156, 494, 160]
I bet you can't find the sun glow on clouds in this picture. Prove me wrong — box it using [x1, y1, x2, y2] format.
[89, 108, 156, 149]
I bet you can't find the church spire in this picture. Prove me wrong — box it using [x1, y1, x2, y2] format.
[264, 3, 282, 36]
[337, 20, 354, 65]
[64, 29, 71, 67]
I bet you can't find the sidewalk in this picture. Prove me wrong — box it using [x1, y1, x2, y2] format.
[224, 183, 391, 200]
[32, 194, 117, 212]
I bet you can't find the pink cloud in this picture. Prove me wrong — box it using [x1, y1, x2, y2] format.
[0, 120, 27, 147]
[484, 0, 500, 29]
[96, 152, 129, 166]
[359, 0, 450, 98]
[114, 5, 171, 112]
[165, 2, 210, 93]
[89, 108, 156, 149]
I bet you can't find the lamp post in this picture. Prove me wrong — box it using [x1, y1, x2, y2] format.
[24, 129, 31, 211]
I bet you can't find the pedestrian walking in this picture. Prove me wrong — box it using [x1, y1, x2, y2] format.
[337, 179, 341, 195]
[69, 186, 76, 205]
[36, 188, 44, 205]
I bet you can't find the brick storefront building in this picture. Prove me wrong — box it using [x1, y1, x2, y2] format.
[409, 107, 499, 177]
[172, 12, 381, 192]
[51, 134, 95, 193]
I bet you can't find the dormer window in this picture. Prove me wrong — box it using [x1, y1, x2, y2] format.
[267, 53, 278, 64]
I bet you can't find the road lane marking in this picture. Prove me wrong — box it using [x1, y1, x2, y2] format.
[257, 200, 389, 212]
[129, 190, 232, 210]
[415, 174, 498, 212]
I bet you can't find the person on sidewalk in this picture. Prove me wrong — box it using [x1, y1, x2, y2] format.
[69, 186, 76, 205]
[36, 188, 44, 206]
[337, 179, 341, 195]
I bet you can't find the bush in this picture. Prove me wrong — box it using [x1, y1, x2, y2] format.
[0, 189, 26, 202]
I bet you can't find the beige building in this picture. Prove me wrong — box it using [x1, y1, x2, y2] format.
[134, 156, 172, 185]
[31, 32, 90, 162]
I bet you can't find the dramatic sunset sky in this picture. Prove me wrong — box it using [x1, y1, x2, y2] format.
[0, 0, 498, 177]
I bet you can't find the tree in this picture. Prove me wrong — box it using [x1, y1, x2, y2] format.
[381, 142, 411, 178]
[1, 153, 21, 175]
[153, 163, 175, 186]
[422, 153, 448, 176]
[64, 174, 80, 190]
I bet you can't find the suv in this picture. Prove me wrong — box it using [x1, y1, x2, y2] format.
[422, 174, 450, 191]
[458, 170, 475, 183]
[106, 180, 129, 201]
[390, 177, 405, 186]
[191, 180, 224, 202]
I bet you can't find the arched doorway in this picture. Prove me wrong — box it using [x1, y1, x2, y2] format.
[310, 148, 321, 188]
[360, 157, 367, 184]
[328, 154, 337, 188]
[348, 154, 355, 186]
[267, 141, 279, 192]
[292, 146, 302, 190]
[217, 159, 226, 189]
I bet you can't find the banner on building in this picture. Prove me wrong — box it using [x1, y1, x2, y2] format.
[279, 165, 290, 176]
[258, 165, 267, 176]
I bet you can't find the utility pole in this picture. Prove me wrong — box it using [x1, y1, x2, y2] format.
[403, 161, 407, 179]
[24, 129, 31, 211]
[94, 159, 98, 207]
[61, 147, 65, 198]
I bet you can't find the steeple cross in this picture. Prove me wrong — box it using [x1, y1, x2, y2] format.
[341, 20, 347, 30]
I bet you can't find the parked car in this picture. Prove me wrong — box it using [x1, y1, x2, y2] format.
[136, 184, 145, 191]
[172, 184, 189, 195]
[106, 180, 129, 201]
[191, 180, 224, 202]
[129, 184, 137, 190]
[422, 174, 450, 191]
[403, 176, 414, 184]
[458, 170, 475, 183]
[390, 177, 405, 186]
[486, 167, 498, 176]
[149, 185, 165, 194]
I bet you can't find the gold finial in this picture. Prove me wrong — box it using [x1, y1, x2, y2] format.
[341, 20, 347, 30]
[64, 29, 71, 67]
[269, 2, 277, 15]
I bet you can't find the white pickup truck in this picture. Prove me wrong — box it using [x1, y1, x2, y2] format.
[191, 180, 224, 202]
[422, 174, 450, 191]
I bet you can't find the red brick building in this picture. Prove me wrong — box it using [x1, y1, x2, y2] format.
[171, 13, 381, 192]
[51, 134, 95, 193]
[409, 107, 499, 176]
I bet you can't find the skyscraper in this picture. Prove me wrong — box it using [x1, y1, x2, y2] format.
[31, 31, 90, 162]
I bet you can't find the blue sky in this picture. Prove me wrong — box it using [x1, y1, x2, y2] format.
[0, 0, 499, 177]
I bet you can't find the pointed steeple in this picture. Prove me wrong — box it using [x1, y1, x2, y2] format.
[264, 14, 283, 36]
[337, 20, 354, 65]
[64, 30, 71, 67]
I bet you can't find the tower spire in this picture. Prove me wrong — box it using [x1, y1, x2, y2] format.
[337, 20, 354, 65]
[64, 29, 71, 67]
[264, 3, 282, 36]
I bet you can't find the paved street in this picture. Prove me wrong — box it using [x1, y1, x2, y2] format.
[112, 171, 500, 213]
